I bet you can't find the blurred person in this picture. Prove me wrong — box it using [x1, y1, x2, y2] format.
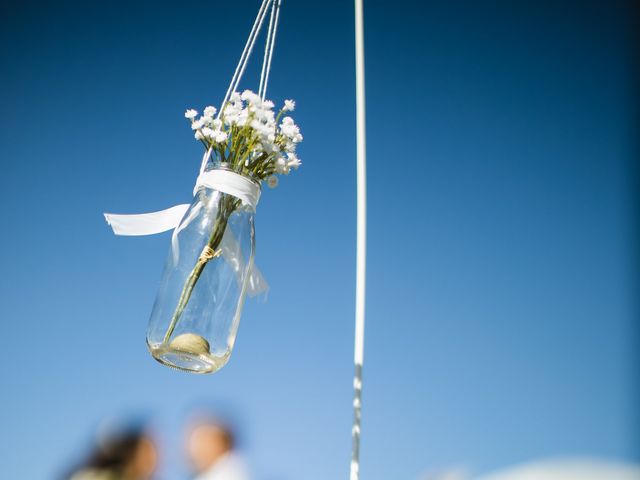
[66, 424, 157, 480]
[186, 416, 249, 480]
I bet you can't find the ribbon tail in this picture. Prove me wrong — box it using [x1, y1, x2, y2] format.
[220, 229, 269, 298]
[104, 204, 190, 236]
[246, 263, 269, 298]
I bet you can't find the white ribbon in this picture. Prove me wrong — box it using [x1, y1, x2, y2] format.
[104, 204, 190, 236]
[193, 169, 261, 209]
[104, 169, 267, 297]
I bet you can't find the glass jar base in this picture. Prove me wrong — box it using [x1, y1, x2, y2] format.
[147, 342, 229, 374]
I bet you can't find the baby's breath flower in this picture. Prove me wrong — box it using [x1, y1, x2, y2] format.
[241, 89, 261, 104]
[212, 129, 228, 143]
[191, 118, 205, 130]
[222, 108, 239, 125]
[201, 127, 215, 139]
[264, 110, 275, 122]
[235, 111, 249, 127]
[262, 143, 276, 154]
[185, 109, 198, 119]
[254, 108, 272, 122]
[274, 156, 289, 175]
[283, 100, 295, 112]
[194, 130, 205, 141]
[280, 117, 301, 140]
[282, 140, 296, 153]
[204, 106, 217, 117]
[286, 152, 301, 170]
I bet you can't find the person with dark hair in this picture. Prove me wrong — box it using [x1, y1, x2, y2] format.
[186, 417, 249, 480]
[67, 426, 157, 480]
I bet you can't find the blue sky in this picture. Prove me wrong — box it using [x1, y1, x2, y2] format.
[0, 1, 638, 479]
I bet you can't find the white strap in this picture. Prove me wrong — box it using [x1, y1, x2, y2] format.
[351, 0, 367, 478]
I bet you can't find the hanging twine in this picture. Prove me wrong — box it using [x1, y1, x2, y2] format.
[200, 0, 282, 175]
[219, 0, 280, 114]
[259, 0, 281, 100]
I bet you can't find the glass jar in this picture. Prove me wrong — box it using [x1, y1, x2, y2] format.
[146, 167, 258, 374]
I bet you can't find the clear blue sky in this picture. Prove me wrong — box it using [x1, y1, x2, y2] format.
[0, 1, 638, 479]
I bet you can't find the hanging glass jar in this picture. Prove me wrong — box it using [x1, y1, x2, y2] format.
[146, 165, 260, 374]
[104, 91, 302, 374]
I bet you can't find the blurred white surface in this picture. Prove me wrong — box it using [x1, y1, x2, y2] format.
[475, 459, 640, 480]
[423, 459, 640, 480]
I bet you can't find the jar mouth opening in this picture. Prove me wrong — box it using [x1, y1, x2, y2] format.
[206, 162, 262, 190]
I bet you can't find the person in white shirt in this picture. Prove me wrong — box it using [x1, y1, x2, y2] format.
[186, 417, 250, 480]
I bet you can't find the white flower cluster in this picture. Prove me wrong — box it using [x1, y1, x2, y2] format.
[184, 90, 302, 179]
[186, 105, 228, 144]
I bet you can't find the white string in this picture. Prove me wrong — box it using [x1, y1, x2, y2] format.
[199, 145, 214, 176]
[218, 0, 273, 117]
[226, 3, 271, 105]
[259, 0, 281, 100]
[351, 0, 367, 478]
[201, 0, 281, 174]
[258, 0, 276, 99]
[200, 0, 278, 175]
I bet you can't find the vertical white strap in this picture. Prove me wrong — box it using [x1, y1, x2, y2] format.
[351, 0, 367, 478]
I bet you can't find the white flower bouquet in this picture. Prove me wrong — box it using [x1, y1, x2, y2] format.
[186, 90, 302, 178]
